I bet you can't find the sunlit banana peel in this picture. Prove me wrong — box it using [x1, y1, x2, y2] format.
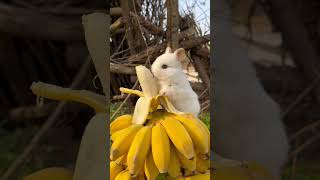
[135, 65, 158, 97]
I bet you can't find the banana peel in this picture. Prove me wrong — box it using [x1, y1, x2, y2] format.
[120, 65, 185, 125]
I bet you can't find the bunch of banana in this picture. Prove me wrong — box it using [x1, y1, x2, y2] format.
[29, 65, 276, 180]
[110, 66, 211, 180]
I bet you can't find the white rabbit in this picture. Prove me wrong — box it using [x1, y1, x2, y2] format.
[151, 47, 201, 117]
[213, 0, 289, 178]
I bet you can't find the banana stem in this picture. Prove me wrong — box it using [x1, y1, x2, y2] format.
[119, 87, 144, 97]
[31, 82, 107, 113]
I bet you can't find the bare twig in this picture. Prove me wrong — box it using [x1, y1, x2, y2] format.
[281, 76, 320, 119]
[290, 120, 320, 141]
[9, 103, 56, 122]
[289, 133, 320, 160]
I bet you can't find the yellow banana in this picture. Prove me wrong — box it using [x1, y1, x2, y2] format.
[110, 124, 142, 160]
[138, 167, 146, 180]
[196, 119, 210, 150]
[182, 114, 210, 151]
[160, 115, 195, 160]
[197, 152, 209, 161]
[110, 161, 124, 180]
[127, 126, 152, 176]
[151, 123, 170, 173]
[196, 153, 210, 173]
[179, 173, 210, 180]
[167, 143, 181, 178]
[171, 114, 209, 154]
[111, 126, 130, 142]
[114, 170, 124, 180]
[110, 114, 133, 134]
[176, 150, 196, 172]
[115, 170, 132, 180]
[137, 175, 146, 180]
[144, 151, 159, 180]
[115, 154, 127, 166]
[183, 169, 195, 177]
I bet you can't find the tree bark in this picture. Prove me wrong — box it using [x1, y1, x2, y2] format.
[166, 0, 180, 50]
[268, 0, 320, 102]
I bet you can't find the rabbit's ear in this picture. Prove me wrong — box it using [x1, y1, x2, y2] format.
[174, 48, 186, 62]
[165, 46, 172, 53]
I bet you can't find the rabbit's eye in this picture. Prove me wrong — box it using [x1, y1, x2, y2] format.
[162, 64, 168, 69]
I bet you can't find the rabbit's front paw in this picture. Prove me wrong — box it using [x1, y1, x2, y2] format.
[159, 89, 168, 96]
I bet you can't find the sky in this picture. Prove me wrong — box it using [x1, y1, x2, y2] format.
[179, 0, 210, 35]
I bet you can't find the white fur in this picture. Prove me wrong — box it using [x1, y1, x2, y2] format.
[213, 0, 289, 178]
[151, 48, 201, 117]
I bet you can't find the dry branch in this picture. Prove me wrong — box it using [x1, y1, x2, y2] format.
[133, 13, 164, 35]
[0, 2, 83, 41]
[254, 64, 304, 93]
[111, 7, 164, 36]
[123, 34, 210, 64]
[120, 0, 137, 55]
[9, 103, 56, 122]
[110, 7, 122, 16]
[111, 63, 136, 74]
[192, 55, 210, 90]
[166, 0, 180, 50]
[194, 47, 210, 59]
